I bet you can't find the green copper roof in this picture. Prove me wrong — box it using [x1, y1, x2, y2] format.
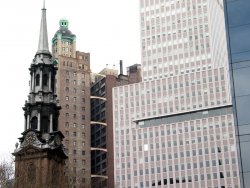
[59, 19, 69, 29]
[52, 18, 75, 44]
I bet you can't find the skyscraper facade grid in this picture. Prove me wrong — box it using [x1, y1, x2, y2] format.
[113, 0, 240, 187]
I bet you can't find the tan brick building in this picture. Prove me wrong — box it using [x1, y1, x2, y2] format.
[52, 19, 91, 188]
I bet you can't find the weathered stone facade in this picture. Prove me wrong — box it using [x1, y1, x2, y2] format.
[13, 131, 68, 188]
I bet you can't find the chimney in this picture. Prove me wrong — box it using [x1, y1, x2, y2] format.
[119, 60, 123, 75]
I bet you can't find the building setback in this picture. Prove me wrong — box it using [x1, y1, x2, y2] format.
[113, 0, 240, 187]
[224, 0, 250, 187]
[52, 19, 91, 187]
[91, 63, 141, 188]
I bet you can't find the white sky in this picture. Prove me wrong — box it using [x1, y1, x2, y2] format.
[0, 0, 140, 158]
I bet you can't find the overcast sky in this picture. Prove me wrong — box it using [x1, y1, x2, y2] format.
[0, 0, 140, 158]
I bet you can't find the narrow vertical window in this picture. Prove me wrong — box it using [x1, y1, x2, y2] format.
[35, 74, 40, 86]
[43, 74, 48, 86]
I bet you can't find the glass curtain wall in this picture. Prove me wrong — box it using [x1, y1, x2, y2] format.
[224, 0, 250, 187]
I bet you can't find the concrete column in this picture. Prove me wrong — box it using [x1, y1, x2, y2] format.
[27, 114, 30, 129]
[32, 72, 35, 91]
[50, 114, 53, 132]
[49, 71, 51, 91]
[30, 74, 32, 92]
[38, 113, 41, 131]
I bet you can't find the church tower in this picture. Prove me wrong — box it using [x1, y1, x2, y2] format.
[13, 2, 68, 188]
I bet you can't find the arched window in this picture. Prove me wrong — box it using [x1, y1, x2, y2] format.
[43, 74, 48, 86]
[35, 74, 40, 86]
[30, 117, 38, 130]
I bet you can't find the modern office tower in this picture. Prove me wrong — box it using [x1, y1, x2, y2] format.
[13, 4, 68, 187]
[224, 1, 250, 187]
[52, 19, 91, 187]
[113, 0, 240, 187]
[91, 64, 141, 188]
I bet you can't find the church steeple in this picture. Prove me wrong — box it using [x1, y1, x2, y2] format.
[23, 0, 60, 133]
[13, 2, 68, 188]
[37, 0, 50, 55]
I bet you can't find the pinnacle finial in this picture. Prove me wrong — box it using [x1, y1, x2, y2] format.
[43, 0, 45, 9]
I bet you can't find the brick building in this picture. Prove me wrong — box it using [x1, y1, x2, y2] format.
[52, 19, 91, 187]
[90, 63, 141, 188]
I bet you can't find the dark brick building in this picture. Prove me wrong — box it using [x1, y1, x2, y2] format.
[90, 63, 141, 188]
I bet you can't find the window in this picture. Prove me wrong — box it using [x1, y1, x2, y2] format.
[30, 117, 38, 130]
[66, 96, 69, 101]
[65, 122, 69, 128]
[43, 74, 48, 86]
[36, 74, 40, 86]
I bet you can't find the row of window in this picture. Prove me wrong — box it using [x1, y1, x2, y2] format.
[65, 122, 85, 129]
[119, 171, 238, 187]
[119, 144, 234, 159]
[65, 87, 85, 94]
[62, 61, 88, 70]
[65, 140, 85, 147]
[65, 113, 85, 120]
[65, 96, 86, 102]
[65, 104, 86, 111]
[115, 66, 225, 97]
[64, 149, 85, 156]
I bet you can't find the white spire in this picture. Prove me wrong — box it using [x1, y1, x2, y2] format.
[36, 0, 50, 55]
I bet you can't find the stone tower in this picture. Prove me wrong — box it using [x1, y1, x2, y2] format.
[13, 2, 68, 188]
